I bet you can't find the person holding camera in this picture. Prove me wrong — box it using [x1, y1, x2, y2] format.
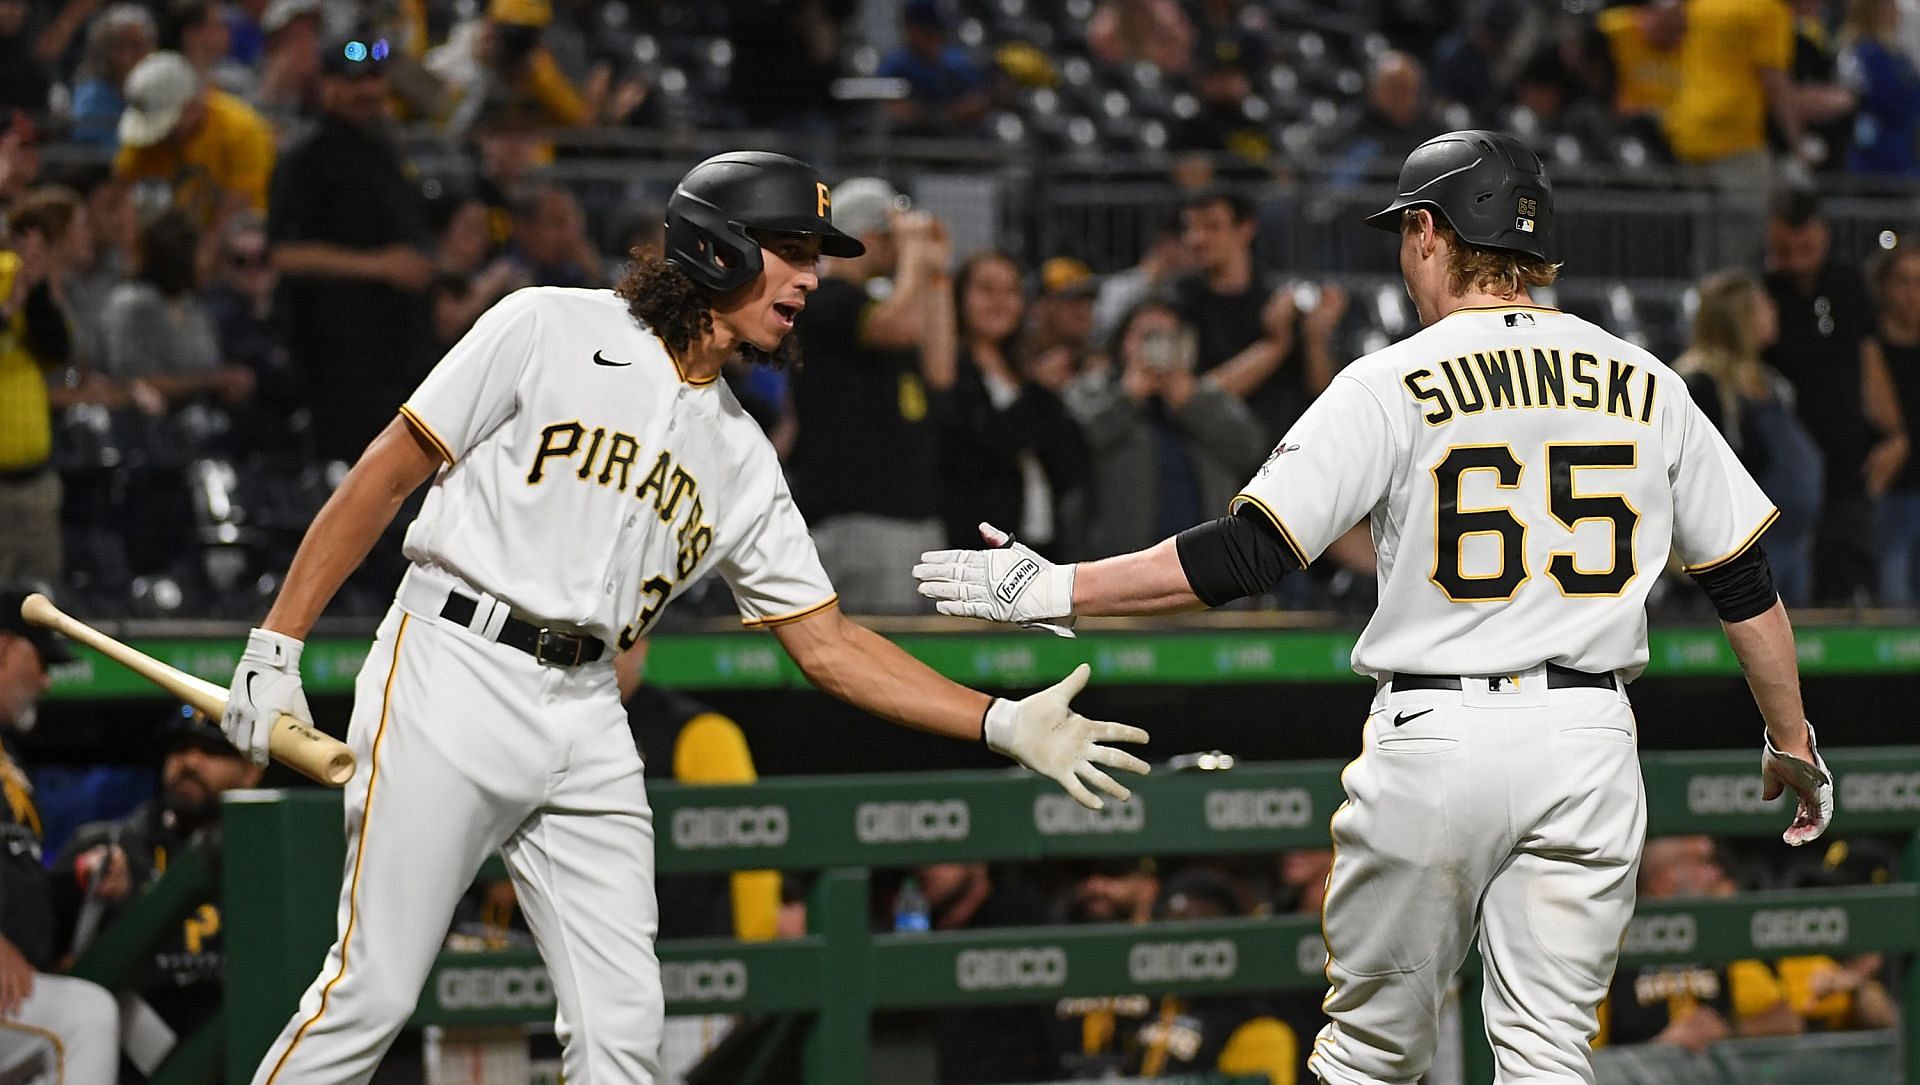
[1063, 297, 1269, 558]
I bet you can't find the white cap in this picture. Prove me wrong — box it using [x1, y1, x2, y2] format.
[261, 0, 320, 35]
[118, 51, 199, 149]
[829, 177, 902, 240]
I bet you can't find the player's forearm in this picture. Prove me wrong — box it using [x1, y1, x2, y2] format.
[777, 610, 992, 740]
[1071, 538, 1208, 616]
[1722, 600, 1809, 750]
[264, 419, 438, 639]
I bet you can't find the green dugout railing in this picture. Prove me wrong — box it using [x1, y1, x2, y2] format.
[42, 621, 1920, 699]
[183, 748, 1920, 1083]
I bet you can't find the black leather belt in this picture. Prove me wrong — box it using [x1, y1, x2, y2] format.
[1390, 663, 1616, 693]
[439, 592, 605, 667]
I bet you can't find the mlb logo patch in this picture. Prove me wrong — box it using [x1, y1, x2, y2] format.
[1504, 312, 1535, 328]
[1515, 195, 1538, 234]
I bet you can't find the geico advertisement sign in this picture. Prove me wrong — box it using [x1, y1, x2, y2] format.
[1034, 794, 1144, 836]
[856, 800, 970, 844]
[1204, 788, 1312, 831]
[1840, 771, 1920, 812]
[1129, 939, 1238, 983]
[955, 947, 1068, 991]
[1621, 913, 1697, 956]
[661, 959, 749, 1003]
[1685, 775, 1787, 816]
[436, 966, 554, 1011]
[671, 805, 789, 850]
[1750, 908, 1848, 950]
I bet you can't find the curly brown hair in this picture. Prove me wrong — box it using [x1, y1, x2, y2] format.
[614, 252, 801, 370]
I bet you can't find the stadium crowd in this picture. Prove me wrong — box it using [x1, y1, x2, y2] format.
[0, 0, 1918, 616]
[0, 2, 1914, 1080]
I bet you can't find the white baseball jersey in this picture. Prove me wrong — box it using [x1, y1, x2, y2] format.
[397, 286, 836, 645]
[1233, 303, 1776, 680]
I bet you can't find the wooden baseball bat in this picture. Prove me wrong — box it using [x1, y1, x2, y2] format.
[19, 594, 356, 786]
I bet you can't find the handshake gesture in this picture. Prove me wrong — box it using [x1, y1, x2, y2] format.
[915, 523, 1148, 809]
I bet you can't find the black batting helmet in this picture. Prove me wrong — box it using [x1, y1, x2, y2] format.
[1363, 130, 1555, 263]
[664, 151, 865, 292]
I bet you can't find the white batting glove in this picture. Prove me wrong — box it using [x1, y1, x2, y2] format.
[986, 663, 1150, 810]
[1762, 721, 1833, 847]
[223, 628, 313, 767]
[914, 522, 1077, 637]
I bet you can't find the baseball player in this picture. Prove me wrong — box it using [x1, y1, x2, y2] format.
[914, 131, 1833, 1084]
[220, 150, 1150, 1085]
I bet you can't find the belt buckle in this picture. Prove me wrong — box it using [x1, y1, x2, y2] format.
[534, 628, 583, 667]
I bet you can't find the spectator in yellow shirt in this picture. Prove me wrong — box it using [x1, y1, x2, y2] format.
[1662, 0, 1800, 268]
[114, 50, 274, 230]
[1596, 0, 1685, 121]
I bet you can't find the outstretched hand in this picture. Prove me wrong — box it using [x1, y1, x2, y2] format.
[913, 522, 1077, 637]
[986, 663, 1150, 810]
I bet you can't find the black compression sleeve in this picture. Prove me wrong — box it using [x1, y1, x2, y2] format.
[1175, 510, 1304, 607]
[1689, 542, 1778, 623]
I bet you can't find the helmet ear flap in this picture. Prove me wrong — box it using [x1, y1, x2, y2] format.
[665, 191, 763, 292]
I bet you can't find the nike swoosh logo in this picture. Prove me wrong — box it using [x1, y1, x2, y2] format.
[245, 672, 259, 703]
[592, 350, 631, 367]
[1393, 709, 1434, 727]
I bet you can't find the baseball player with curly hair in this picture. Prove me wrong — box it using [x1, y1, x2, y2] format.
[220, 151, 1150, 1084]
[916, 131, 1833, 1084]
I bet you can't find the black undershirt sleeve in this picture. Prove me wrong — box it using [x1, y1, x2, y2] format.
[1175, 509, 1305, 607]
[1689, 542, 1778, 623]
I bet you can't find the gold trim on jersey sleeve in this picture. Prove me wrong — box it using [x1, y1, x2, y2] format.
[1682, 508, 1781, 574]
[1228, 494, 1312, 569]
[740, 594, 840, 629]
[397, 404, 454, 463]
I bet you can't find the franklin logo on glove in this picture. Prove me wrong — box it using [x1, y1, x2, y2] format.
[997, 559, 1042, 605]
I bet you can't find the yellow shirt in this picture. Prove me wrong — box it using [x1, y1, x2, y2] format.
[115, 89, 276, 225]
[1662, 0, 1793, 162]
[0, 253, 52, 471]
[673, 711, 780, 941]
[1598, 6, 1683, 116]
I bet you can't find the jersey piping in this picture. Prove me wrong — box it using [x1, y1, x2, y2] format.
[1682, 507, 1781, 574]
[265, 615, 409, 1085]
[1227, 493, 1313, 568]
[666, 349, 720, 387]
[396, 404, 453, 463]
[739, 593, 840, 629]
[1444, 303, 1565, 316]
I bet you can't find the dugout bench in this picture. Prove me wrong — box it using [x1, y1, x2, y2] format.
[70, 748, 1920, 1084]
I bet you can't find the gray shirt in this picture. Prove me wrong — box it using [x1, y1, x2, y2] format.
[1063, 369, 1270, 557]
[100, 282, 221, 379]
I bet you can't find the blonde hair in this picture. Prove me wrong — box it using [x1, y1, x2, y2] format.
[1675, 270, 1768, 444]
[1403, 209, 1559, 298]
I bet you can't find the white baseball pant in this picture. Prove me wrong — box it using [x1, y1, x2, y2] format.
[251, 580, 663, 1085]
[1309, 666, 1646, 1085]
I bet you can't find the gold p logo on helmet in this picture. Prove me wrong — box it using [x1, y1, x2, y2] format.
[816, 182, 830, 218]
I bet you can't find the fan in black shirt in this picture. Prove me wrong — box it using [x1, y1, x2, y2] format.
[1762, 191, 1909, 604]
